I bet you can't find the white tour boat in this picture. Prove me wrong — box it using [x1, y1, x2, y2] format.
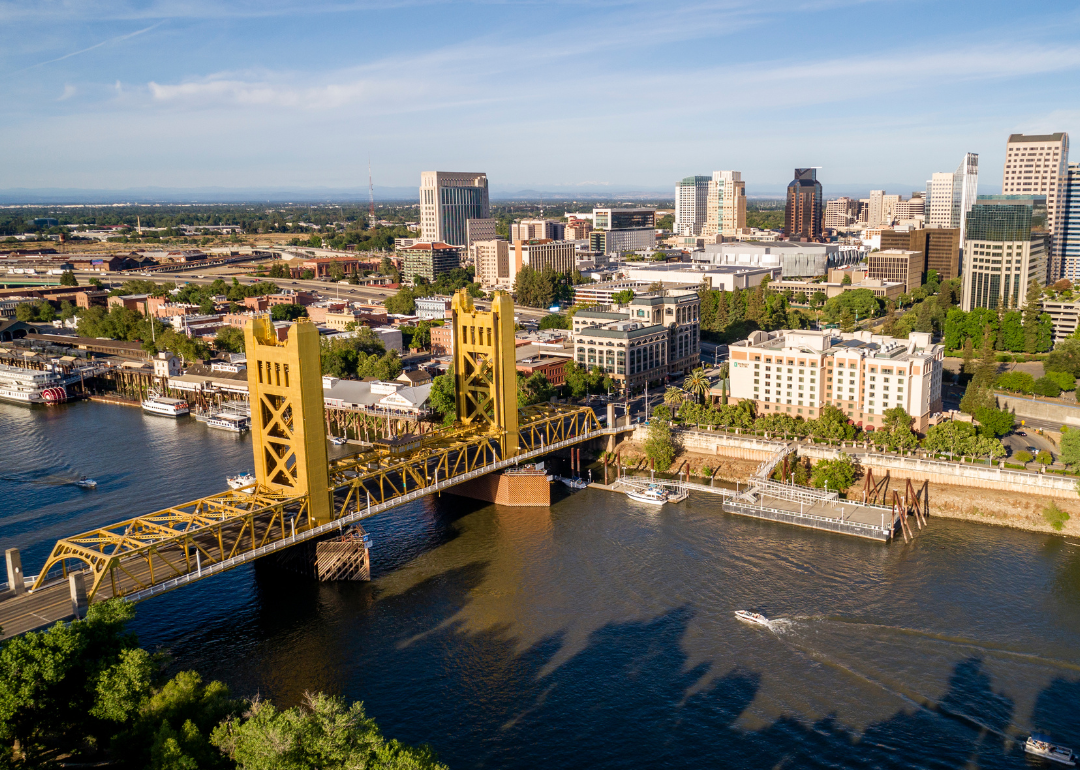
[0, 363, 68, 405]
[142, 394, 190, 418]
[735, 610, 771, 627]
[626, 485, 668, 505]
[1026, 735, 1075, 766]
[227, 472, 257, 490]
[206, 412, 250, 433]
[73, 476, 98, 489]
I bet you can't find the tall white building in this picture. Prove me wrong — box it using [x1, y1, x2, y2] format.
[1002, 133, 1069, 280]
[868, 190, 885, 228]
[703, 170, 746, 238]
[926, 152, 979, 246]
[419, 171, 489, 248]
[674, 175, 710, 236]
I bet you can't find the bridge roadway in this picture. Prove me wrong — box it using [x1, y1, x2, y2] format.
[0, 405, 619, 639]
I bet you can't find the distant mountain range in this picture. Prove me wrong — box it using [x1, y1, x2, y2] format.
[0, 181, 1002, 205]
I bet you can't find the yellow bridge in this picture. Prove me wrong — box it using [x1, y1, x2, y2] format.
[1, 290, 611, 638]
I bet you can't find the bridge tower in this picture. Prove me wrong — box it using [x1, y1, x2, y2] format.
[451, 288, 519, 458]
[245, 317, 333, 525]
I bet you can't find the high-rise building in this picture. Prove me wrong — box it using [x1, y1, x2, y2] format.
[868, 190, 885, 228]
[565, 217, 593, 241]
[881, 227, 962, 282]
[784, 169, 822, 242]
[465, 218, 498, 248]
[926, 153, 979, 247]
[1064, 163, 1080, 280]
[894, 194, 925, 223]
[514, 239, 576, 275]
[824, 197, 859, 229]
[867, 249, 924, 292]
[703, 171, 747, 238]
[471, 239, 512, 288]
[397, 242, 461, 284]
[419, 171, 489, 248]
[511, 219, 565, 242]
[961, 195, 1049, 311]
[1002, 133, 1069, 280]
[674, 176, 710, 236]
[591, 207, 657, 254]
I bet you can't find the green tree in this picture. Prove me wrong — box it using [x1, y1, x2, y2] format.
[973, 406, 1014, 437]
[839, 307, 856, 332]
[1032, 376, 1062, 398]
[211, 692, 447, 770]
[663, 387, 684, 408]
[611, 289, 635, 304]
[1045, 370, 1077, 392]
[538, 314, 569, 330]
[517, 372, 555, 407]
[1046, 338, 1080, 378]
[922, 420, 977, 456]
[1022, 279, 1044, 353]
[841, 273, 852, 286]
[810, 291, 826, 309]
[1042, 501, 1070, 531]
[684, 367, 710, 404]
[214, 326, 246, 354]
[384, 288, 416, 315]
[1012, 450, 1033, 463]
[428, 372, 456, 426]
[1061, 429, 1080, 467]
[644, 412, 676, 472]
[270, 303, 307, 321]
[810, 454, 856, 492]
[60, 271, 78, 286]
[89, 277, 105, 289]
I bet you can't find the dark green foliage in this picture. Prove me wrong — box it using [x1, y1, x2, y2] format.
[810, 454, 856, 493]
[214, 327, 246, 354]
[428, 372, 457, 427]
[320, 328, 401, 380]
[270, 303, 307, 321]
[517, 372, 555, 407]
[1044, 369, 1077, 392]
[385, 268, 482, 315]
[1046, 339, 1080, 377]
[1043, 501, 1070, 531]
[973, 406, 1014, 437]
[1032, 376, 1062, 398]
[60, 271, 78, 286]
[994, 371, 1036, 393]
[538, 313, 569, 330]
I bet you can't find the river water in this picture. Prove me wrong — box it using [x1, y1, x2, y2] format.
[3, 400, 1080, 769]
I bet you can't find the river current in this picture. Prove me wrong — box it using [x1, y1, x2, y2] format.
[3, 400, 1080, 769]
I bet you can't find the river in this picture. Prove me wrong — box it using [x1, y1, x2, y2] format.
[3, 400, 1080, 769]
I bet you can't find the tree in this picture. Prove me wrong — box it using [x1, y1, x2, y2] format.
[1046, 338, 1080, 378]
[60, 271, 78, 286]
[211, 692, 447, 770]
[89, 277, 104, 289]
[563, 362, 589, 399]
[1022, 279, 1044, 353]
[1012, 450, 1033, 463]
[1061, 429, 1080, 467]
[611, 290, 635, 304]
[214, 326, 246, 354]
[922, 420, 977, 456]
[517, 372, 554, 407]
[684, 367, 710, 404]
[1032, 376, 1062, 398]
[810, 454, 856, 493]
[428, 372, 456, 427]
[538, 314, 569, 330]
[840, 307, 856, 332]
[270, 303, 307, 321]
[841, 273, 852, 286]
[810, 291, 826, 309]
[994, 371, 1036, 393]
[881, 406, 912, 434]
[1044, 370, 1077, 392]
[644, 413, 676, 472]
[973, 406, 1014, 437]
[663, 387, 684, 408]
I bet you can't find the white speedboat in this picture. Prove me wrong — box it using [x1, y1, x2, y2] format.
[626, 485, 667, 504]
[227, 472, 256, 490]
[142, 394, 190, 417]
[73, 476, 97, 489]
[329, 436, 347, 445]
[559, 476, 588, 490]
[1026, 735, 1075, 766]
[735, 610, 770, 627]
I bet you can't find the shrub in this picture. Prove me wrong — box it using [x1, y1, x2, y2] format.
[1037, 450, 1054, 465]
[700, 465, 713, 478]
[1004, 463, 1028, 469]
[1042, 501, 1070, 531]
[995, 371, 1036, 393]
[1012, 451, 1033, 463]
[1045, 369, 1077, 392]
[1032, 376, 1062, 398]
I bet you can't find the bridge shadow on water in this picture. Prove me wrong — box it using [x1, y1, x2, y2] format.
[153, 546, 1080, 770]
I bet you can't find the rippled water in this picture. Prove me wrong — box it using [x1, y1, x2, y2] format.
[3, 400, 1080, 769]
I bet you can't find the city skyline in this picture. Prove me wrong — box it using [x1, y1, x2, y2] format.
[2, 0, 1079, 193]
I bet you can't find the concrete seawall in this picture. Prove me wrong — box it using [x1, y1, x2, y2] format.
[996, 393, 1080, 428]
[628, 424, 1079, 499]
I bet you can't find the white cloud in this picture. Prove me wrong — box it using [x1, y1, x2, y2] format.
[58, 84, 76, 100]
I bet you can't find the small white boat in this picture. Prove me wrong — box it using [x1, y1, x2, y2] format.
[735, 610, 770, 627]
[626, 485, 667, 504]
[1026, 735, 1075, 766]
[227, 472, 256, 491]
[329, 436, 347, 445]
[559, 476, 588, 490]
[73, 476, 98, 489]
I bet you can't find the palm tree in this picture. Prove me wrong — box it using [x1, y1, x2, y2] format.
[663, 387, 684, 407]
[684, 367, 710, 404]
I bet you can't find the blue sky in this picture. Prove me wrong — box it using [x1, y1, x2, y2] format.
[2, 0, 1079, 196]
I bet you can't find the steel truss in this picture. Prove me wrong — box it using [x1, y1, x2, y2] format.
[32, 405, 602, 601]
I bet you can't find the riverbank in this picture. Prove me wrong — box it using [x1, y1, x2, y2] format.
[609, 438, 1079, 538]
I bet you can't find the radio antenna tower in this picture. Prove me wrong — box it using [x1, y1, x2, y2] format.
[368, 158, 375, 227]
